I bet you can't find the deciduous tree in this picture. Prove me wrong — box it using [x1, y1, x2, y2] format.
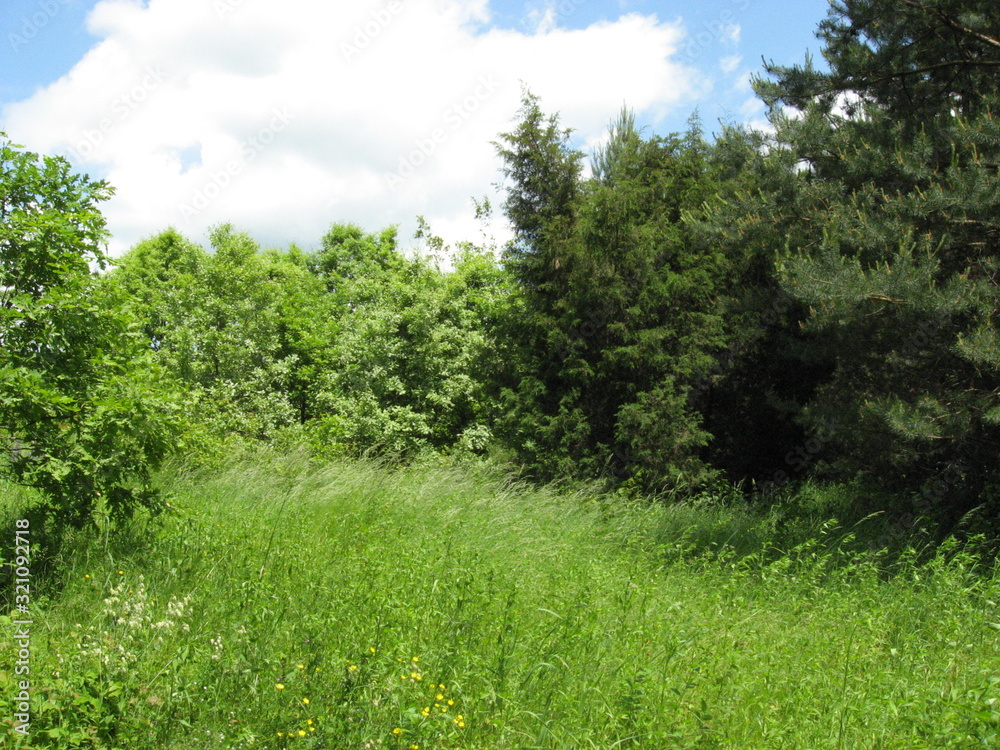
[0, 134, 180, 526]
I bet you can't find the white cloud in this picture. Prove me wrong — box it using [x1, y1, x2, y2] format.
[720, 54, 742, 74]
[526, 4, 558, 35]
[2, 0, 696, 256]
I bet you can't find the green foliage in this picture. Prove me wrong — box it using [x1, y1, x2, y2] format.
[309, 222, 403, 288]
[698, 0, 1000, 520]
[493, 88, 583, 295]
[687, 122, 831, 488]
[0, 134, 181, 527]
[104, 220, 505, 461]
[103, 224, 338, 441]
[493, 96, 729, 494]
[311, 226, 507, 458]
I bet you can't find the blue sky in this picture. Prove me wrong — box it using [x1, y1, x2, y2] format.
[0, 0, 832, 255]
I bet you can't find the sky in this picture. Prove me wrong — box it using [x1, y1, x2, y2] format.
[0, 0, 832, 257]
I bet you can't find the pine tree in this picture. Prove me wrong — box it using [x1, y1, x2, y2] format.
[732, 0, 1000, 520]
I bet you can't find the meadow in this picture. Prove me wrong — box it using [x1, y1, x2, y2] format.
[2, 450, 999, 749]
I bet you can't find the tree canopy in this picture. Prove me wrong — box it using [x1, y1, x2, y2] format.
[0, 134, 180, 526]
[749, 0, 1000, 519]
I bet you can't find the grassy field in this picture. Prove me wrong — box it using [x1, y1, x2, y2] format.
[2, 450, 999, 749]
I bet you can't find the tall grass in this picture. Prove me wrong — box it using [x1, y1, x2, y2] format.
[2, 450, 999, 749]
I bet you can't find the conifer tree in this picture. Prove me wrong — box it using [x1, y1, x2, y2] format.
[493, 96, 728, 493]
[730, 0, 1000, 519]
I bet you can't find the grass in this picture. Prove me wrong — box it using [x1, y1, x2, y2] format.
[2, 448, 999, 749]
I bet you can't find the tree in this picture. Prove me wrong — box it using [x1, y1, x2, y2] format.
[106, 220, 501, 458]
[727, 0, 1000, 520]
[309, 223, 403, 291]
[492, 97, 730, 493]
[99, 227, 207, 379]
[310, 224, 503, 457]
[490, 92, 585, 479]
[103, 225, 338, 440]
[0, 134, 181, 527]
[688, 124, 830, 491]
[493, 88, 583, 298]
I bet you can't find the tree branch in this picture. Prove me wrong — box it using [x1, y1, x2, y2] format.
[859, 58, 1000, 88]
[900, 0, 1000, 51]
